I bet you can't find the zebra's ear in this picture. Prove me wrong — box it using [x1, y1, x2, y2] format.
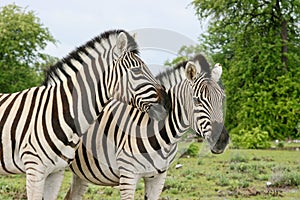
[185, 61, 197, 81]
[132, 32, 137, 39]
[116, 32, 128, 53]
[211, 63, 222, 82]
[193, 54, 211, 76]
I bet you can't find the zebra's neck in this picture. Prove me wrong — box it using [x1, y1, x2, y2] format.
[163, 80, 194, 144]
[156, 63, 187, 90]
[42, 31, 126, 134]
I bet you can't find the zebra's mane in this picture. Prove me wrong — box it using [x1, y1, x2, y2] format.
[155, 54, 212, 86]
[42, 29, 139, 85]
[155, 61, 187, 83]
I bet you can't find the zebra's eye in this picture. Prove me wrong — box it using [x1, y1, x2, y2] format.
[193, 97, 202, 106]
[131, 67, 143, 74]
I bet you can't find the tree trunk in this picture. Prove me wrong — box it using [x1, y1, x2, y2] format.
[281, 20, 288, 71]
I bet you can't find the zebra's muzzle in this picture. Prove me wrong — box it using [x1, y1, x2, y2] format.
[210, 124, 229, 154]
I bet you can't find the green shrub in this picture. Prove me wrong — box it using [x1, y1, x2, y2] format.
[197, 159, 203, 165]
[103, 188, 114, 196]
[231, 127, 271, 149]
[271, 171, 300, 187]
[277, 141, 285, 148]
[257, 174, 270, 181]
[186, 142, 200, 157]
[238, 180, 250, 188]
[230, 153, 249, 163]
[215, 174, 231, 187]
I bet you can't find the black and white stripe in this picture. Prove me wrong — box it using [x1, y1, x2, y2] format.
[0, 30, 169, 200]
[66, 54, 229, 200]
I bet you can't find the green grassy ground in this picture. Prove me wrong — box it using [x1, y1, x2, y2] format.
[0, 142, 299, 199]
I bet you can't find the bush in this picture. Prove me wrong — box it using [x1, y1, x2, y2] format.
[231, 127, 271, 149]
[186, 142, 200, 157]
[217, 174, 230, 186]
[277, 141, 284, 148]
[271, 171, 300, 187]
[230, 153, 249, 163]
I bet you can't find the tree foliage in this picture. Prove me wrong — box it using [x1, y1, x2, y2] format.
[164, 44, 213, 67]
[0, 4, 57, 93]
[189, 0, 300, 145]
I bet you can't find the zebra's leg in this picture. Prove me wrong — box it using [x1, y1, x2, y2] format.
[25, 169, 46, 199]
[144, 171, 167, 200]
[119, 171, 139, 200]
[64, 173, 89, 200]
[43, 169, 65, 200]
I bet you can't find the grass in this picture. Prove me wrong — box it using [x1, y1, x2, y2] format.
[0, 142, 299, 199]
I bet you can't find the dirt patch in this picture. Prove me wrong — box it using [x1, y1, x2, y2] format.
[217, 186, 298, 198]
[274, 147, 300, 151]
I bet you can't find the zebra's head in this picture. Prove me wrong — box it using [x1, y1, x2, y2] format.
[185, 60, 229, 154]
[110, 32, 170, 121]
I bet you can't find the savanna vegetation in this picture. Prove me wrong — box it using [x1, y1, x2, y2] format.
[0, 142, 299, 199]
[0, 1, 299, 199]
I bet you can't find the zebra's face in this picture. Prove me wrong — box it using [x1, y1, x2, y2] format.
[186, 62, 229, 154]
[193, 82, 228, 154]
[112, 52, 170, 121]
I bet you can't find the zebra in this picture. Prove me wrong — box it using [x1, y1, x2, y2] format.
[0, 29, 170, 200]
[65, 54, 229, 200]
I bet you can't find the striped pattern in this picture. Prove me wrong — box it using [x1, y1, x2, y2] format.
[66, 54, 229, 200]
[0, 30, 168, 200]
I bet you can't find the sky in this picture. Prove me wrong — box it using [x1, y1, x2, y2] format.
[1, 0, 207, 74]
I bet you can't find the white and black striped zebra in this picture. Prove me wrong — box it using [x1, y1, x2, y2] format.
[65, 54, 229, 200]
[0, 30, 170, 200]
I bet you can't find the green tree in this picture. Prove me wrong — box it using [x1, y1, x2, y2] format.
[0, 4, 57, 93]
[164, 44, 208, 66]
[190, 0, 300, 145]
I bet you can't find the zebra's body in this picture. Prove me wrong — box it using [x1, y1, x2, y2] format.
[66, 54, 229, 200]
[0, 30, 169, 200]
